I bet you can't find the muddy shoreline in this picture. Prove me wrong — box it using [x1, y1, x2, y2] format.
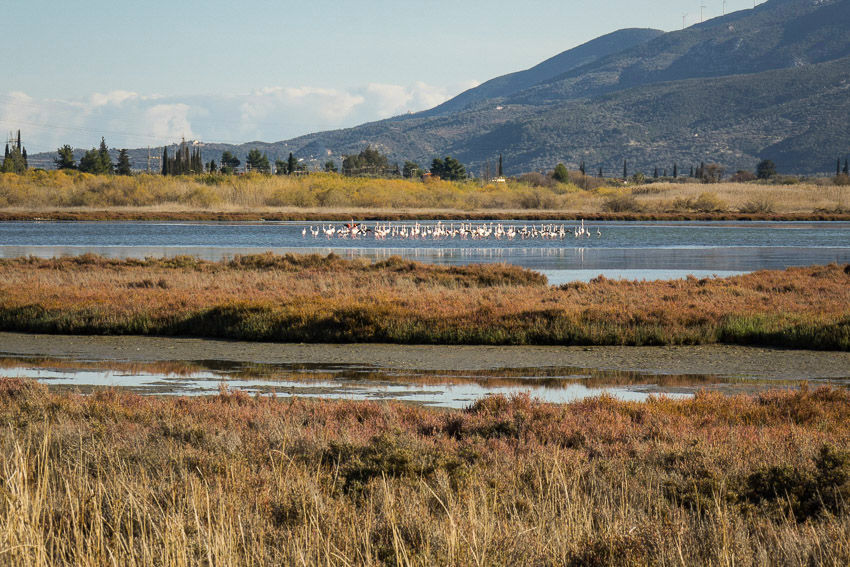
[1, 332, 848, 380]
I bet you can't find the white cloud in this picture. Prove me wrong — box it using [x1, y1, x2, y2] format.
[1, 80, 476, 153]
[144, 104, 196, 140]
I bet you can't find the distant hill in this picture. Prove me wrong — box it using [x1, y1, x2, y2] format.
[27, 0, 850, 176]
[512, 0, 850, 105]
[422, 28, 664, 117]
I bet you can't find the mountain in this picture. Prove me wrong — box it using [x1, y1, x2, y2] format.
[511, 0, 850, 105]
[27, 0, 850, 175]
[423, 28, 664, 117]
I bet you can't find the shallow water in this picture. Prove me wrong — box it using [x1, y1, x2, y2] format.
[2, 220, 848, 283]
[2, 357, 841, 408]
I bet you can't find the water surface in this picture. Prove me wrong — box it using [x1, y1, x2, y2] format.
[1, 220, 848, 283]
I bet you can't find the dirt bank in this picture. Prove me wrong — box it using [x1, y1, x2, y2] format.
[1, 332, 848, 379]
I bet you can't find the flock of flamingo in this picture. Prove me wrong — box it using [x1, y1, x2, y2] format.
[301, 220, 602, 240]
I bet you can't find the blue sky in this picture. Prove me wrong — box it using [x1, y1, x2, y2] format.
[3, 1, 762, 153]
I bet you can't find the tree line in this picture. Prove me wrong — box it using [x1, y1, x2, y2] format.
[5, 130, 847, 184]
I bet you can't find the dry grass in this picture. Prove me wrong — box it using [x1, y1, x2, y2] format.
[0, 379, 848, 565]
[2, 171, 849, 219]
[0, 254, 848, 349]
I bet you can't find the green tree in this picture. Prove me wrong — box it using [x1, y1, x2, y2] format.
[78, 149, 103, 174]
[287, 152, 298, 175]
[673, 163, 678, 178]
[430, 156, 466, 181]
[756, 159, 776, 179]
[324, 160, 338, 173]
[579, 160, 585, 176]
[162, 148, 169, 175]
[653, 167, 658, 179]
[116, 149, 132, 175]
[220, 151, 240, 174]
[246, 148, 271, 173]
[0, 146, 26, 173]
[844, 159, 849, 175]
[552, 163, 570, 183]
[623, 160, 628, 179]
[838, 158, 842, 177]
[98, 137, 114, 174]
[207, 160, 217, 173]
[54, 145, 76, 170]
[342, 146, 389, 175]
[498, 154, 504, 177]
[402, 161, 423, 179]
[598, 167, 603, 178]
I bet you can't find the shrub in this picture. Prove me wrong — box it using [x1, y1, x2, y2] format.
[602, 194, 642, 212]
[739, 198, 775, 214]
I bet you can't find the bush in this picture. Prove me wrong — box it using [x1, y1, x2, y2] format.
[602, 194, 642, 212]
[739, 198, 775, 214]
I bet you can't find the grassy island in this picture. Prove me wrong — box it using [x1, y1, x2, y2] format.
[0, 253, 847, 350]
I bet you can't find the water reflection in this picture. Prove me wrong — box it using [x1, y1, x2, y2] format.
[1, 356, 840, 408]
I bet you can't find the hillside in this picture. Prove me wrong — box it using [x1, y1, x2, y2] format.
[513, 0, 850, 104]
[422, 28, 664, 117]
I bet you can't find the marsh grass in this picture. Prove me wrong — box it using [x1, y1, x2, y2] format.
[0, 254, 848, 349]
[0, 379, 848, 565]
[2, 171, 849, 219]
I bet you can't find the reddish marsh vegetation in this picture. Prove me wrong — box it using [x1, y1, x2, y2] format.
[0, 379, 848, 565]
[0, 254, 848, 349]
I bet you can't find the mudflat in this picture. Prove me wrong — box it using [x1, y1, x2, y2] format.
[1, 332, 848, 379]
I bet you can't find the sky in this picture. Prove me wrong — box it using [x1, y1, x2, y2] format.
[2, 0, 763, 154]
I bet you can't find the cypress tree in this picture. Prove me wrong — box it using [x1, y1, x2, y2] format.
[673, 163, 678, 178]
[689, 166, 694, 177]
[598, 167, 603, 178]
[653, 167, 658, 179]
[663, 169, 667, 177]
[116, 149, 132, 175]
[287, 152, 297, 175]
[838, 158, 842, 177]
[21, 148, 27, 169]
[162, 148, 168, 175]
[623, 160, 628, 179]
[4, 144, 9, 161]
[580, 160, 585, 176]
[498, 154, 503, 177]
[16, 130, 21, 150]
[845, 159, 849, 175]
[98, 137, 114, 174]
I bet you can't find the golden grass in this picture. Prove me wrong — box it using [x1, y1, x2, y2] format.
[0, 253, 848, 349]
[1, 379, 848, 565]
[2, 170, 849, 219]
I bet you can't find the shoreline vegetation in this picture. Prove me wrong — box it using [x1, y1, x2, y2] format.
[2, 170, 850, 222]
[0, 253, 848, 350]
[1, 378, 849, 564]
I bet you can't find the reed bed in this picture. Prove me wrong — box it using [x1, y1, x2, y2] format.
[0, 254, 848, 349]
[2, 170, 848, 219]
[0, 378, 848, 565]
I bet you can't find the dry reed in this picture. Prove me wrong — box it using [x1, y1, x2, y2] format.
[0, 254, 848, 349]
[0, 379, 848, 565]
